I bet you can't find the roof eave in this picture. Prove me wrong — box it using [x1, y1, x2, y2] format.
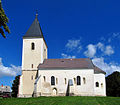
[94, 71, 106, 74]
[38, 67, 93, 70]
[23, 36, 42, 38]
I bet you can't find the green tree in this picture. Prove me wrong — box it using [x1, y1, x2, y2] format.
[0, 0, 10, 38]
[11, 75, 20, 97]
[106, 71, 120, 97]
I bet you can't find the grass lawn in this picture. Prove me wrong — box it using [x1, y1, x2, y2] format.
[0, 96, 120, 105]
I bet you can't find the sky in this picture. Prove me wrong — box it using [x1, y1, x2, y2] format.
[1, 0, 120, 88]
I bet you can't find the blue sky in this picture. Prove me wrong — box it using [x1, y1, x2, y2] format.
[1, 0, 120, 87]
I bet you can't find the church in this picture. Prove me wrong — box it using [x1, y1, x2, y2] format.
[18, 14, 106, 97]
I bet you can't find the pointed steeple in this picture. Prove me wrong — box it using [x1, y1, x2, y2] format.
[23, 13, 43, 38]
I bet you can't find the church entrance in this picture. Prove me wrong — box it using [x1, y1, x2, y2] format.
[52, 88, 57, 96]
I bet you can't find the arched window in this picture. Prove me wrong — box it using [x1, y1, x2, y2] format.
[83, 77, 86, 84]
[65, 78, 67, 84]
[77, 76, 81, 85]
[31, 43, 35, 50]
[101, 83, 103, 88]
[51, 76, 55, 85]
[56, 78, 58, 84]
[43, 76, 46, 82]
[96, 82, 99, 87]
[74, 78, 76, 84]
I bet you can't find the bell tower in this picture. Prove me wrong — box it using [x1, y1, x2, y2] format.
[22, 14, 47, 70]
[18, 14, 47, 97]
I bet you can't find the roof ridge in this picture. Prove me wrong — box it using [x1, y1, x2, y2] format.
[94, 65, 106, 74]
[45, 58, 90, 60]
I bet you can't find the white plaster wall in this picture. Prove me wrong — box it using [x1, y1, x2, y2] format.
[94, 74, 106, 96]
[37, 69, 95, 96]
[22, 70, 37, 97]
[19, 37, 48, 97]
[43, 41, 47, 60]
[22, 38, 46, 70]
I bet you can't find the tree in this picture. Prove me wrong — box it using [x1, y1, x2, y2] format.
[0, 0, 10, 38]
[106, 71, 120, 97]
[11, 75, 20, 97]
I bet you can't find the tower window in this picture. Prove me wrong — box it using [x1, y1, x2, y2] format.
[51, 76, 55, 85]
[77, 76, 81, 85]
[31, 43, 35, 50]
[31, 64, 33, 68]
[96, 82, 99, 87]
[31, 75, 33, 80]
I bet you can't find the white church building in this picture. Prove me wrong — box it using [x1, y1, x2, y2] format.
[18, 14, 106, 97]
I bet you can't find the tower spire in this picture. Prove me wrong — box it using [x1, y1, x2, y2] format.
[36, 10, 38, 18]
[23, 11, 43, 38]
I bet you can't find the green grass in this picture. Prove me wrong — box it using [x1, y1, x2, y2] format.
[0, 97, 3, 99]
[0, 96, 120, 105]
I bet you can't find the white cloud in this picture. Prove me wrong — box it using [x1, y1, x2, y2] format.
[84, 44, 96, 58]
[61, 53, 76, 59]
[92, 57, 120, 76]
[108, 32, 120, 43]
[96, 42, 104, 51]
[104, 45, 114, 56]
[65, 39, 82, 52]
[112, 32, 120, 38]
[0, 58, 21, 77]
[84, 42, 114, 58]
[66, 40, 80, 49]
[77, 46, 82, 53]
